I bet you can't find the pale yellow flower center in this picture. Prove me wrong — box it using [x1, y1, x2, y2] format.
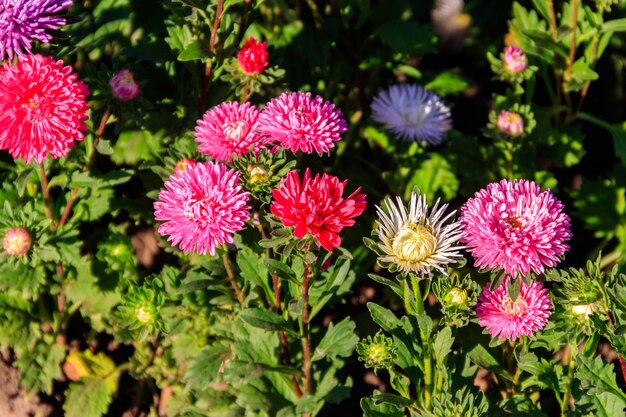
[135, 306, 153, 324]
[391, 224, 437, 263]
[223, 120, 250, 142]
[248, 165, 269, 184]
[502, 296, 528, 316]
[571, 304, 594, 318]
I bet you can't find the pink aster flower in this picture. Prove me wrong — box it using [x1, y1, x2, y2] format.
[110, 69, 139, 101]
[0, 0, 73, 60]
[476, 278, 552, 341]
[503, 45, 528, 74]
[257, 91, 347, 154]
[271, 169, 366, 251]
[3, 227, 31, 255]
[237, 37, 269, 75]
[460, 179, 571, 277]
[0, 54, 90, 164]
[195, 101, 265, 162]
[154, 161, 251, 256]
[496, 110, 524, 137]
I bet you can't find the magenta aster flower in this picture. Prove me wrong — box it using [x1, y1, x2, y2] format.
[371, 84, 452, 146]
[0, 0, 73, 60]
[476, 278, 552, 341]
[257, 91, 347, 154]
[3, 226, 31, 255]
[496, 110, 524, 137]
[195, 101, 265, 162]
[460, 179, 571, 277]
[110, 69, 139, 102]
[503, 45, 528, 74]
[0, 54, 89, 164]
[237, 37, 269, 75]
[271, 169, 366, 251]
[154, 161, 251, 256]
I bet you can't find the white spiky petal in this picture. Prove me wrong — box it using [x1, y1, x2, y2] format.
[375, 192, 465, 277]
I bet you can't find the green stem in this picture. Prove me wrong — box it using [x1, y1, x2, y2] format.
[560, 346, 576, 416]
[301, 261, 313, 403]
[410, 275, 432, 410]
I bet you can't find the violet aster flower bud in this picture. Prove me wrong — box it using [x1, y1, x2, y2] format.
[110, 69, 140, 102]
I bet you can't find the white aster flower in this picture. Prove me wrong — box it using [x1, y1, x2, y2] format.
[431, 0, 472, 48]
[375, 192, 464, 277]
[371, 84, 452, 146]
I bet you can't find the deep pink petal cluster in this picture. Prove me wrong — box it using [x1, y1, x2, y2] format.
[257, 91, 347, 154]
[110, 69, 139, 101]
[154, 161, 251, 256]
[237, 37, 269, 75]
[271, 169, 366, 251]
[0, 0, 73, 60]
[503, 45, 528, 73]
[476, 278, 552, 340]
[195, 101, 265, 162]
[0, 54, 90, 164]
[460, 179, 571, 277]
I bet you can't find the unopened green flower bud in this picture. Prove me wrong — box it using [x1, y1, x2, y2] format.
[444, 287, 468, 307]
[248, 164, 270, 185]
[3, 227, 32, 256]
[356, 332, 396, 373]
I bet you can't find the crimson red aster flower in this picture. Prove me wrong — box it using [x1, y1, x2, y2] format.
[271, 169, 366, 251]
[0, 54, 90, 163]
[237, 37, 269, 75]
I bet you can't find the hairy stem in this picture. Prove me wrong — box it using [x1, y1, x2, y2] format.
[560, 346, 576, 416]
[301, 260, 313, 404]
[58, 107, 111, 228]
[222, 253, 245, 306]
[38, 164, 56, 228]
[411, 275, 432, 410]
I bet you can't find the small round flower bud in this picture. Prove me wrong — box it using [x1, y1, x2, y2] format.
[444, 287, 468, 307]
[497, 110, 524, 137]
[134, 305, 154, 324]
[356, 332, 396, 373]
[237, 37, 269, 75]
[3, 227, 32, 255]
[248, 165, 270, 185]
[503, 45, 528, 74]
[109, 69, 139, 101]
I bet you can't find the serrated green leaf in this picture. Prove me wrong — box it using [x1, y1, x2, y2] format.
[576, 355, 626, 402]
[185, 344, 231, 390]
[467, 345, 513, 382]
[312, 318, 358, 361]
[432, 327, 454, 367]
[64, 378, 111, 417]
[238, 308, 297, 337]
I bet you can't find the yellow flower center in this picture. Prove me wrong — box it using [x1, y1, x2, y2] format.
[135, 306, 153, 324]
[502, 296, 528, 316]
[248, 165, 269, 184]
[391, 224, 437, 264]
[571, 304, 594, 318]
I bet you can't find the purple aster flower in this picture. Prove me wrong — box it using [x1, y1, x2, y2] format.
[0, 0, 73, 60]
[371, 84, 452, 146]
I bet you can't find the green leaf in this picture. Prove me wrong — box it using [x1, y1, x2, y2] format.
[432, 327, 454, 367]
[185, 343, 231, 390]
[367, 273, 403, 298]
[372, 392, 413, 407]
[236, 247, 269, 289]
[361, 395, 404, 417]
[238, 308, 298, 337]
[425, 70, 470, 97]
[178, 40, 211, 61]
[312, 318, 359, 361]
[64, 378, 111, 417]
[404, 153, 458, 202]
[262, 259, 296, 281]
[593, 391, 626, 417]
[603, 18, 626, 33]
[15, 341, 65, 394]
[16, 169, 34, 197]
[367, 303, 402, 333]
[467, 345, 513, 382]
[576, 355, 626, 402]
[95, 139, 114, 155]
